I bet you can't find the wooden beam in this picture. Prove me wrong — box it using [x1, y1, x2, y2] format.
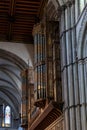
[15, 8, 38, 12]
[16, 4, 40, 8]
[15, 11, 38, 15]
[16, 1, 40, 5]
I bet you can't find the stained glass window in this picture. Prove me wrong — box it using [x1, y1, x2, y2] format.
[5, 106, 11, 127]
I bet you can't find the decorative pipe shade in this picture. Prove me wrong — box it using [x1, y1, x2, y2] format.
[56, 0, 74, 5]
[56, 0, 65, 5]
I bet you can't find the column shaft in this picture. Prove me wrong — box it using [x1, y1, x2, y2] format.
[78, 61, 86, 130]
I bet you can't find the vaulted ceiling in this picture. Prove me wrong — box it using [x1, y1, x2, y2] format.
[0, 49, 27, 118]
[0, 0, 46, 43]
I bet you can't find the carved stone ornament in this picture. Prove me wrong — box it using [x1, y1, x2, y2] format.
[32, 23, 44, 36]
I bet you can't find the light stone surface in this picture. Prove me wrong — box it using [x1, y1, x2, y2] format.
[0, 42, 34, 66]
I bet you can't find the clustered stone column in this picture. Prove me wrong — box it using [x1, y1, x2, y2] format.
[78, 60, 87, 130]
[60, 1, 87, 130]
[0, 105, 3, 127]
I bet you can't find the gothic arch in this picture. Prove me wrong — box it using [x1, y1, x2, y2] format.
[46, 0, 61, 20]
[0, 49, 28, 69]
[77, 9, 87, 59]
[77, 8, 87, 129]
[83, 29, 87, 58]
[0, 49, 28, 119]
[0, 91, 17, 116]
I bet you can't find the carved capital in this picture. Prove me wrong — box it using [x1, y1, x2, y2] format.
[61, 5, 67, 11]
[59, 1, 75, 12]
[71, 0, 75, 4]
[32, 23, 44, 36]
[21, 69, 27, 77]
[60, 0, 75, 11]
[66, 1, 72, 7]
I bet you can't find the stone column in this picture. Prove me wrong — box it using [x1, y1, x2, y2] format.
[84, 60, 87, 120]
[0, 105, 3, 127]
[65, 2, 76, 130]
[75, 0, 79, 21]
[78, 60, 87, 130]
[71, 1, 82, 130]
[60, 1, 87, 130]
[60, 5, 70, 130]
[61, 1, 77, 130]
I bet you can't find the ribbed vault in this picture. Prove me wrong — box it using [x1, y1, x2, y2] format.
[0, 49, 28, 118]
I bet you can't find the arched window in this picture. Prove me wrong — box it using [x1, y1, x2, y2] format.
[5, 106, 11, 127]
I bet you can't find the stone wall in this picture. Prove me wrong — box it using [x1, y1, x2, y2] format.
[60, 3, 87, 130]
[0, 42, 34, 66]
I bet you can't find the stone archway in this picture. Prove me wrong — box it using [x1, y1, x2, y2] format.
[77, 10, 87, 130]
[0, 49, 28, 129]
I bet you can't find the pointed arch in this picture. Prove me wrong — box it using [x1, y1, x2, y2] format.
[0, 49, 28, 69]
[0, 49, 28, 120]
[5, 106, 11, 127]
[77, 11, 87, 59]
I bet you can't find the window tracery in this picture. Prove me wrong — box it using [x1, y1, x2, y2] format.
[0, 104, 11, 127]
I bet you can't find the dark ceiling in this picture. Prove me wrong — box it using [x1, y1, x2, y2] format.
[0, 0, 46, 43]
